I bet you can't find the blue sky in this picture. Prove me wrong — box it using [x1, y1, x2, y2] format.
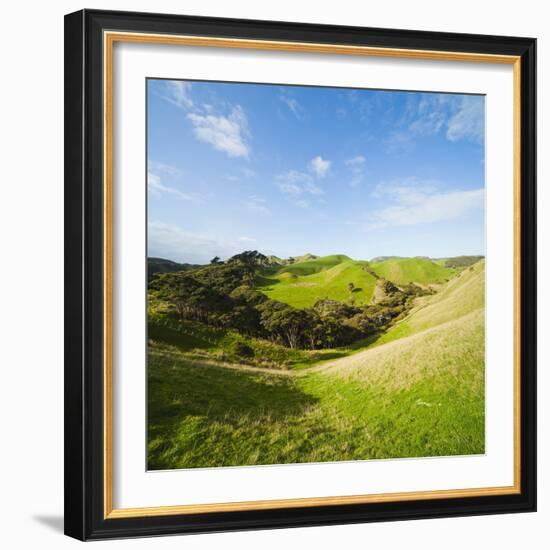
[147, 79, 485, 264]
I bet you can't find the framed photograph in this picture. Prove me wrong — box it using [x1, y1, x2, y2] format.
[64, 9, 536, 541]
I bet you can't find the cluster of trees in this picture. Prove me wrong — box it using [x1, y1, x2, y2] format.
[149, 251, 423, 350]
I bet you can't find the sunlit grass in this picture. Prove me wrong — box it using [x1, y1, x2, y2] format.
[147, 260, 485, 469]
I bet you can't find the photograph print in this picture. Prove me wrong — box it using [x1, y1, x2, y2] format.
[146, 78, 485, 471]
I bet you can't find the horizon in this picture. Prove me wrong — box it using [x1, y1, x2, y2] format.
[147, 79, 485, 264]
[148, 250, 485, 266]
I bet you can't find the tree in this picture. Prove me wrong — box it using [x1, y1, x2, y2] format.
[149, 272, 203, 320]
[258, 301, 310, 348]
[210, 256, 222, 265]
[227, 250, 268, 267]
[347, 282, 355, 293]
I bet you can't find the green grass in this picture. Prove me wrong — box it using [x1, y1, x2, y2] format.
[148, 316, 310, 370]
[371, 259, 484, 349]
[369, 257, 455, 286]
[257, 255, 376, 308]
[148, 314, 484, 469]
[147, 260, 485, 469]
[269, 254, 352, 276]
[147, 315, 384, 371]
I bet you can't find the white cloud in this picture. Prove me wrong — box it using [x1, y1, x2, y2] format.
[276, 170, 323, 196]
[384, 130, 415, 155]
[242, 195, 271, 215]
[187, 105, 250, 158]
[239, 236, 257, 243]
[408, 110, 446, 136]
[310, 156, 331, 178]
[399, 93, 484, 144]
[345, 155, 366, 168]
[345, 155, 367, 187]
[294, 199, 311, 209]
[147, 172, 202, 202]
[162, 81, 194, 110]
[280, 94, 304, 119]
[148, 222, 247, 264]
[148, 161, 182, 176]
[367, 179, 484, 228]
[159, 80, 252, 159]
[447, 96, 484, 143]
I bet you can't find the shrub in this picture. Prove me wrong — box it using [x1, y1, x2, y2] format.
[232, 341, 255, 357]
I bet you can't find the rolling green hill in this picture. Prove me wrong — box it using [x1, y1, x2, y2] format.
[369, 257, 455, 286]
[256, 254, 458, 308]
[256, 255, 377, 308]
[328, 259, 485, 365]
[147, 260, 485, 468]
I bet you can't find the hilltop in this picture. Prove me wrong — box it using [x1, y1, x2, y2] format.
[322, 259, 485, 378]
[368, 256, 455, 286]
[255, 254, 459, 308]
[256, 255, 376, 308]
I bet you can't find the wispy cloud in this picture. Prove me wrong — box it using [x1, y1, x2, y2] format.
[148, 222, 249, 264]
[310, 156, 331, 178]
[242, 195, 271, 215]
[161, 81, 194, 110]
[147, 172, 202, 202]
[345, 155, 366, 167]
[395, 93, 485, 146]
[276, 170, 323, 196]
[239, 236, 257, 243]
[225, 167, 256, 182]
[345, 155, 367, 187]
[187, 106, 250, 159]
[366, 178, 484, 228]
[279, 91, 304, 119]
[148, 161, 183, 177]
[159, 80, 251, 159]
[447, 96, 484, 143]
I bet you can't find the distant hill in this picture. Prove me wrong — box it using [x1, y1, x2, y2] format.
[255, 254, 469, 308]
[435, 255, 485, 269]
[369, 257, 455, 286]
[257, 254, 376, 308]
[324, 259, 485, 387]
[370, 256, 405, 262]
[265, 253, 319, 267]
[147, 257, 199, 281]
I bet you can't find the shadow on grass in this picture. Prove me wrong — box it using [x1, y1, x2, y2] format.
[148, 354, 320, 468]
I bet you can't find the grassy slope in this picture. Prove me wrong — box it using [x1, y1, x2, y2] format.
[371, 260, 484, 346]
[369, 257, 455, 286]
[257, 255, 377, 308]
[148, 315, 484, 468]
[148, 315, 383, 371]
[148, 261, 485, 468]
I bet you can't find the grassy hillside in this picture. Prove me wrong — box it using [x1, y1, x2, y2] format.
[148, 261, 485, 468]
[369, 257, 455, 286]
[371, 260, 484, 347]
[148, 315, 484, 469]
[256, 255, 377, 308]
[269, 254, 352, 276]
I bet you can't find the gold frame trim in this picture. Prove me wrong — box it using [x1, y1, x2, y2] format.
[103, 31, 522, 519]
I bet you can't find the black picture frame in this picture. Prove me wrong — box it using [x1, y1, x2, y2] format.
[64, 8, 537, 541]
